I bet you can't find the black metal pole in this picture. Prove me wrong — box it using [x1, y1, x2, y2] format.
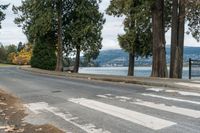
[189, 58, 191, 79]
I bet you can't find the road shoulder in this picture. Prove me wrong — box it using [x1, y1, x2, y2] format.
[0, 89, 64, 133]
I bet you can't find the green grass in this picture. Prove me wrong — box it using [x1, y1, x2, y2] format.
[0, 63, 7, 66]
[0, 63, 15, 67]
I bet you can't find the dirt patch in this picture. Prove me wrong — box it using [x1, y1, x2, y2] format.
[0, 89, 64, 133]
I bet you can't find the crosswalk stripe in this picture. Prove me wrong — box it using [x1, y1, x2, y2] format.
[142, 93, 200, 105]
[146, 88, 200, 97]
[97, 94, 200, 118]
[133, 100, 200, 118]
[176, 82, 200, 88]
[192, 81, 200, 83]
[69, 98, 176, 130]
[25, 102, 111, 133]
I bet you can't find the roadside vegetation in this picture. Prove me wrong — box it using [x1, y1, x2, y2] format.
[13, 0, 105, 72]
[107, 0, 200, 78]
[0, 1, 200, 79]
[0, 64, 13, 66]
[0, 43, 32, 65]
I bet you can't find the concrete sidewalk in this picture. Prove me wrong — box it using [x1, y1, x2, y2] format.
[19, 66, 200, 91]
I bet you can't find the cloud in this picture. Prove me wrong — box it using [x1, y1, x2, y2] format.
[165, 29, 200, 47]
[0, 0, 27, 45]
[102, 38, 121, 50]
[100, 1, 124, 50]
[101, 15, 125, 50]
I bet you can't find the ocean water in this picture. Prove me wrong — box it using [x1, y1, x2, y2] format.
[79, 67, 192, 79]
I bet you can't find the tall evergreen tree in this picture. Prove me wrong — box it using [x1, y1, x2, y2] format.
[31, 33, 56, 70]
[64, 0, 105, 73]
[0, 4, 9, 28]
[107, 0, 152, 76]
[186, 1, 200, 42]
[13, 0, 72, 71]
[0, 44, 7, 63]
[0, 4, 9, 63]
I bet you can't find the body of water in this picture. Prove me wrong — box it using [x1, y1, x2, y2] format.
[79, 67, 191, 79]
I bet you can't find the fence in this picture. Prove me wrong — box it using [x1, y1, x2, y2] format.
[189, 58, 200, 79]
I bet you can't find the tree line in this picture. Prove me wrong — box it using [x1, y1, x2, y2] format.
[0, 42, 32, 65]
[13, 0, 105, 72]
[107, 0, 200, 78]
[0, 0, 199, 79]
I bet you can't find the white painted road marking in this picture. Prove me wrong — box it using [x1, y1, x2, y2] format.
[25, 102, 111, 133]
[97, 95, 112, 99]
[142, 94, 200, 105]
[176, 82, 200, 88]
[146, 88, 200, 97]
[97, 94, 200, 118]
[192, 81, 200, 83]
[69, 98, 176, 130]
[115, 96, 131, 100]
[166, 90, 200, 97]
[133, 100, 200, 118]
[146, 88, 164, 92]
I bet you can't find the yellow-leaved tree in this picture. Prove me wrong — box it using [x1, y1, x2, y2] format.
[11, 43, 32, 65]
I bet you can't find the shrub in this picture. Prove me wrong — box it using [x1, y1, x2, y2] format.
[30, 38, 56, 70]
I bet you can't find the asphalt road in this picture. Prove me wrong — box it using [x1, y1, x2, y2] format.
[0, 67, 200, 133]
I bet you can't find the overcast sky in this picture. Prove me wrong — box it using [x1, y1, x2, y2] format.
[0, 0, 199, 50]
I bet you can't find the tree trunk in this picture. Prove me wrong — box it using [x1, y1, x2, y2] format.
[127, 1, 137, 77]
[175, 0, 185, 78]
[170, 0, 178, 78]
[151, 0, 168, 78]
[73, 45, 80, 73]
[170, 0, 185, 78]
[55, 0, 63, 71]
[128, 53, 135, 76]
[177, 0, 186, 78]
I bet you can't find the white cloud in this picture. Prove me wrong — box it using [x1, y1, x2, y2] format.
[166, 29, 200, 47]
[184, 35, 200, 47]
[102, 38, 120, 50]
[0, 0, 27, 45]
[100, 1, 124, 50]
[101, 15, 124, 50]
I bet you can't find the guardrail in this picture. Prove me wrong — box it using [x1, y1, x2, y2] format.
[189, 58, 200, 79]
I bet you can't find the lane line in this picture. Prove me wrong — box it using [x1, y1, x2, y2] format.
[146, 88, 200, 97]
[133, 100, 200, 118]
[69, 98, 176, 130]
[25, 102, 111, 133]
[142, 94, 200, 105]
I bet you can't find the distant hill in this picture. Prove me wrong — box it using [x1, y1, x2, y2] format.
[95, 49, 128, 66]
[94, 46, 200, 66]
